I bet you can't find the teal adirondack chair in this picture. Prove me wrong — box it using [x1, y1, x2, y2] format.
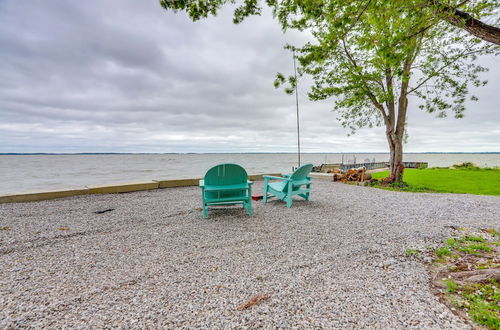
[199, 164, 253, 218]
[263, 164, 313, 208]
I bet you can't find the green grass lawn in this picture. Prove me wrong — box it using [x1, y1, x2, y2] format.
[371, 168, 500, 196]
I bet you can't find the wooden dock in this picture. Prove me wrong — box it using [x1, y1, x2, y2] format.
[313, 161, 428, 172]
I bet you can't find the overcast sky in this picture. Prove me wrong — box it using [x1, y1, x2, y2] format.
[0, 0, 499, 153]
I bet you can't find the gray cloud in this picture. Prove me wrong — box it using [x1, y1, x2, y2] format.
[0, 0, 499, 153]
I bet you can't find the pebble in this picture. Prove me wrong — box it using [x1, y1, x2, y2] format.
[0, 180, 498, 328]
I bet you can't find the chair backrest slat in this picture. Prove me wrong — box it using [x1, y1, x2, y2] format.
[204, 163, 248, 186]
[290, 164, 313, 181]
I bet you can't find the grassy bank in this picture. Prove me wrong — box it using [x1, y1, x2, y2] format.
[371, 167, 500, 196]
[410, 228, 500, 329]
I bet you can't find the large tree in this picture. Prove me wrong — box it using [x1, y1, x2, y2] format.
[161, 0, 498, 181]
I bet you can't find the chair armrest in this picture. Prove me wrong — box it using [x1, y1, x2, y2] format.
[263, 175, 290, 181]
[199, 180, 205, 187]
[247, 180, 253, 185]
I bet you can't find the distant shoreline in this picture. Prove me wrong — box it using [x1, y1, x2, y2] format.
[1, 152, 499, 156]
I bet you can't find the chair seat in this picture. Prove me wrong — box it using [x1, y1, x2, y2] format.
[268, 181, 287, 192]
[292, 178, 311, 186]
[268, 179, 311, 193]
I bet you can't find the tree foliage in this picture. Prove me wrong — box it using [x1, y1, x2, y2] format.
[279, 1, 496, 132]
[160, 0, 498, 129]
[161, 0, 498, 181]
[160, 0, 500, 44]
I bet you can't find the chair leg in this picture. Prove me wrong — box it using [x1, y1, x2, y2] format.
[203, 204, 208, 218]
[246, 186, 253, 216]
[245, 200, 253, 216]
[263, 182, 268, 203]
[286, 181, 293, 207]
[305, 184, 311, 200]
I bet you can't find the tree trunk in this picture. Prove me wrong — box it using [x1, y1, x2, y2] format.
[387, 133, 404, 182]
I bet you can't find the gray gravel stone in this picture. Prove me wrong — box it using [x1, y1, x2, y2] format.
[0, 181, 498, 328]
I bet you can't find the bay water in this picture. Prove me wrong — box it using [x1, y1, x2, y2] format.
[0, 153, 499, 194]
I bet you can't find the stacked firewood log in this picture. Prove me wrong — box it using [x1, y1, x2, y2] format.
[328, 167, 372, 182]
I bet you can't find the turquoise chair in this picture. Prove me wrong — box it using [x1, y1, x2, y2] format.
[263, 164, 313, 208]
[199, 164, 253, 218]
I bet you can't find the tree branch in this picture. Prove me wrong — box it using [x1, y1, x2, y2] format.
[407, 48, 487, 95]
[425, 0, 500, 45]
[385, 68, 395, 122]
[340, 0, 373, 38]
[341, 39, 390, 124]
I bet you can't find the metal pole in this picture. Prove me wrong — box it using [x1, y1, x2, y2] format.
[293, 50, 301, 167]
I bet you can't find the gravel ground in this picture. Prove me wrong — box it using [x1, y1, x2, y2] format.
[0, 181, 499, 329]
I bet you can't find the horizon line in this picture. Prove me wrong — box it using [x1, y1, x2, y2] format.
[1, 152, 500, 155]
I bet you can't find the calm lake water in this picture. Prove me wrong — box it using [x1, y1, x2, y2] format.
[0, 153, 499, 194]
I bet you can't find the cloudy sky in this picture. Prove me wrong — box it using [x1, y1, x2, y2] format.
[0, 0, 499, 153]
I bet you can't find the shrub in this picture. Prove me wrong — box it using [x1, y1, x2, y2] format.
[453, 162, 480, 170]
[458, 243, 492, 254]
[435, 247, 451, 256]
[445, 279, 459, 293]
[390, 181, 409, 189]
[418, 163, 428, 169]
[446, 237, 458, 247]
[464, 235, 485, 242]
[405, 249, 420, 257]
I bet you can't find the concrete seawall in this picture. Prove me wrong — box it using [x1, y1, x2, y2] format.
[0, 173, 282, 204]
[0, 170, 388, 204]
